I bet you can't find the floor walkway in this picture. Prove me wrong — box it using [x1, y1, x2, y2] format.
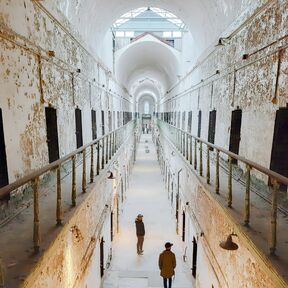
[102, 134, 193, 288]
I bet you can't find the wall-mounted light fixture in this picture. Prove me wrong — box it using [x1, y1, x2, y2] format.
[107, 171, 115, 179]
[220, 233, 238, 251]
[242, 54, 249, 60]
[216, 37, 231, 47]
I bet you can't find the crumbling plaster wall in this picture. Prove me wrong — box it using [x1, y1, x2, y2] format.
[0, 0, 132, 184]
[22, 138, 135, 288]
[162, 0, 288, 176]
[157, 131, 286, 288]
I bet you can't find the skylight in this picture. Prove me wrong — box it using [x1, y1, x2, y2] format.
[113, 7, 186, 30]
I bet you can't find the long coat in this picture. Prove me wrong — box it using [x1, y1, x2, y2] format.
[158, 250, 176, 278]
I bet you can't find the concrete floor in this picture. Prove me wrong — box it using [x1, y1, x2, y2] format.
[102, 134, 194, 288]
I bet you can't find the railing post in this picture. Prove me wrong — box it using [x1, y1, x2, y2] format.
[206, 146, 210, 184]
[82, 149, 86, 193]
[270, 179, 279, 256]
[216, 150, 220, 194]
[228, 156, 232, 208]
[114, 131, 117, 153]
[112, 132, 115, 156]
[244, 164, 251, 226]
[72, 156, 76, 206]
[176, 130, 179, 150]
[90, 145, 94, 183]
[186, 133, 189, 161]
[97, 141, 100, 175]
[180, 132, 183, 154]
[194, 139, 197, 170]
[189, 136, 192, 165]
[106, 135, 109, 164]
[102, 138, 105, 169]
[109, 133, 112, 160]
[56, 166, 62, 226]
[33, 176, 40, 253]
[199, 142, 203, 176]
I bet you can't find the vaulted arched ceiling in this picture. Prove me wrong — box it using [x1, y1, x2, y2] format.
[54, 0, 251, 55]
[52, 0, 254, 103]
[116, 34, 180, 96]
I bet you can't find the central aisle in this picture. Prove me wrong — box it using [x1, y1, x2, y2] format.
[102, 134, 193, 288]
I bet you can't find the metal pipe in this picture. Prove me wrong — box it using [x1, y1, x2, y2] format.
[33, 176, 40, 254]
[206, 146, 210, 184]
[82, 149, 86, 193]
[199, 142, 203, 176]
[56, 166, 62, 226]
[270, 179, 279, 255]
[228, 156, 232, 208]
[216, 150, 220, 194]
[90, 145, 94, 183]
[244, 165, 251, 226]
[72, 156, 76, 206]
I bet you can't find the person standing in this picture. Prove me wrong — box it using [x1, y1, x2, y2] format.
[158, 242, 176, 288]
[135, 214, 145, 254]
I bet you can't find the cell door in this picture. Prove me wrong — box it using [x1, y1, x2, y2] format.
[0, 108, 9, 191]
[100, 237, 105, 277]
[270, 108, 288, 189]
[182, 211, 186, 242]
[188, 111, 192, 133]
[45, 107, 60, 163]
[108, 111, 112, 132]
[121, 178, 124, 203]
[117, 111, 120, 128]
[175, 193, 179, 221]
[197, 110, 202, 138]
[91, 110, 97, 140]
[208, 110, 217, 144]
[110, 212, 114, 242]
[192, 237, 198, 278]
[229, 109, 242, 164]
[182, 112, 186, 130]
[113, 111, 115, 130]
[75, 108, 83, 148]
[101, 110, 105, 136]
[177, 112, 181, 128]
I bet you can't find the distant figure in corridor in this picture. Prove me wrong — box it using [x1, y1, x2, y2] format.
[158, 242, 176, 288]
[135, 214, 145, 255]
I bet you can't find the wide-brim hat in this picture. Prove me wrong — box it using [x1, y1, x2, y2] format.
[165, 242, 173, 248]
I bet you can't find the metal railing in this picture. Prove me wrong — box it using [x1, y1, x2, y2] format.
[0, 120, 136, 253]
[156, 119, 288, 256]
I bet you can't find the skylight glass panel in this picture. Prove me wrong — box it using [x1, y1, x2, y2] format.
[113, 7, 186, 31]
[173, 31, 182, 38]
[163, 31, 172, 38]
[116, 31, 125, 37]
[125, 31, 135, 37]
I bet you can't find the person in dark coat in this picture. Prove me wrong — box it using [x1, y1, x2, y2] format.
[135, 214, 145, 254]
[158, 242, 176, 288]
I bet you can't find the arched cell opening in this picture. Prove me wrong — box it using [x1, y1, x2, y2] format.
[138, 95, 155, 116]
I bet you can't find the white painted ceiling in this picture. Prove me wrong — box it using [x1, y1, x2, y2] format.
[53, 0, 256, 106]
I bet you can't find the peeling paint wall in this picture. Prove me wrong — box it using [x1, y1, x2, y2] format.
[22, 138, 135, 288]
[161, 0, 288, 181]
[0, 1, 132, 192]
[158, 130, 286, 288]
